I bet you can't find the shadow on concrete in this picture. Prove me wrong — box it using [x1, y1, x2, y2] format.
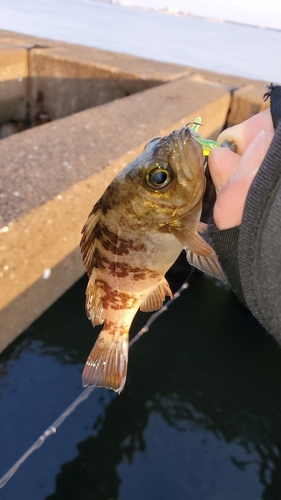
[29, 76, 164, 124]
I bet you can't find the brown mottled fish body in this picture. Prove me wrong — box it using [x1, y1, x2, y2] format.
[81, 126, 224, 393]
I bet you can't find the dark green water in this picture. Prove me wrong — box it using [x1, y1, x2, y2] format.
[1, 255, 281, 500]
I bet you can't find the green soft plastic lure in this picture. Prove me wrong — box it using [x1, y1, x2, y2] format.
[191, 117, 236, 156]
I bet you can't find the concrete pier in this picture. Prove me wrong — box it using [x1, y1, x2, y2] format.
[0, 30, 269, 352]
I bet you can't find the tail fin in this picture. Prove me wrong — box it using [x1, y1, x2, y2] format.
[82, 327, 128, 393]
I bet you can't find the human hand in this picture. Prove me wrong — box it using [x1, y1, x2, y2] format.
[208, 109, 274, 229]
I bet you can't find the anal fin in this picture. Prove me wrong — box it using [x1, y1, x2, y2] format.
[82, 327, 128, 393]
[140, 278, 173, 312]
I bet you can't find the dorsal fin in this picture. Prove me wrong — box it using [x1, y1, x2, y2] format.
[80, 199, 102, 276]
[85, 270, 105, 326]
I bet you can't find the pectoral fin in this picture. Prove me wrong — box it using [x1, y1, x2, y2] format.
[140, 278, 173, 312]
[170, 226, 225, 281]
[198, 222, 208, 234]
[185, 248, 226, 281]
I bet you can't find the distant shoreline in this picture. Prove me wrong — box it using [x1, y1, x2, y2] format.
[92, 0, 281, 32]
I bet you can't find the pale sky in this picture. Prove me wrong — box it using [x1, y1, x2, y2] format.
[125, 0, 281, 30]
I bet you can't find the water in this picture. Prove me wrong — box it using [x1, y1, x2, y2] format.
[0, 0, 281, 82]
[1, 256, 281, 499]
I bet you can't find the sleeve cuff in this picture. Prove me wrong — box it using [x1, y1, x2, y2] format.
[208, 220, 246, 305]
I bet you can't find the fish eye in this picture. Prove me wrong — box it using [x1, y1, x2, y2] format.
[145, 163, 173, 190]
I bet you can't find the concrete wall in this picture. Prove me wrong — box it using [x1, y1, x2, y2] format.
[0, 30, 270, 353]
[0, 30, 190, 126]
[0, 41, 28, 123]
[28, 44, 190, 124]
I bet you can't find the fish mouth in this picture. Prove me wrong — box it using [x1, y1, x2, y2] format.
[175, 126, 199, 181]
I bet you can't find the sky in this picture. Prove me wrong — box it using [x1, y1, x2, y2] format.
[122, 0, 281, 30]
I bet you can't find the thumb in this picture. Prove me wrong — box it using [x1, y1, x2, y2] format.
[213, 130, 273, 230]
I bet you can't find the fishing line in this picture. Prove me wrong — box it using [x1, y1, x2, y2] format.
[0, 386, 96, 488]
[0, 269, 194, 489]
[129, 274, 192, 347]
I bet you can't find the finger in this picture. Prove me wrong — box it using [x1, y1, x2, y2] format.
[213, 172, 255, 230]
[213, 130, 274, 229]
[217, 109, 273, 155]
[209, 148, 240, 191]
[232, 129, 274, 178]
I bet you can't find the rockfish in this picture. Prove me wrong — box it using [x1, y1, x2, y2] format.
[80, 125, 224, 393]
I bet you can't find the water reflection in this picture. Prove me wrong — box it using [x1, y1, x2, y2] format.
[1, 256, 281, 499]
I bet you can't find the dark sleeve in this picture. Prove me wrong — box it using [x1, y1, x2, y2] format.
[209, 84, 281, 340]
[208, 224, 246, 305]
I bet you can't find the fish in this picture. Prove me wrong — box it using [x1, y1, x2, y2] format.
[80, 124, 225, 393]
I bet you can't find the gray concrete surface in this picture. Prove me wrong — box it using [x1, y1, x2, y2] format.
[0, 30, 269, 353]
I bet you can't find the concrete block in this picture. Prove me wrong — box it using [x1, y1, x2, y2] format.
[0, 29, 53, 48]
[29, 44, 190, 123]
[0, 42, 29, 122]
[0, 76, 231, 351]
[189, 68, 256, 92]
[0, 30, 190, 126]
[226, 82, 270, 127]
